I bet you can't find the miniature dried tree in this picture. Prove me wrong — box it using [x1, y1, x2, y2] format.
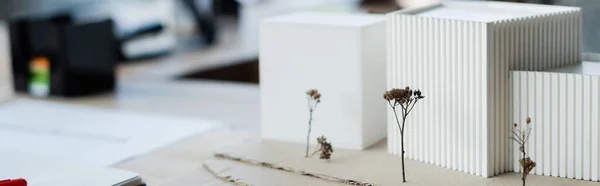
[383, 87, 424, 183]
[511, 117, 536, 186]
[311, 135, 334, 160]
[305, 89, 321, 157]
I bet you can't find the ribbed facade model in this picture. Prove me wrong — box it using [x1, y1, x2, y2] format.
[386, 1, 581, 177]
[512, 62, 600, 181]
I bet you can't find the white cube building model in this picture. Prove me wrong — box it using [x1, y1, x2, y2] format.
[386, 1, 581, 177]
[260, 12, 387, 150]
[512, 62, 600, 181]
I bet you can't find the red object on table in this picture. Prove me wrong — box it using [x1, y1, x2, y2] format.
[0, 178, 27, 186]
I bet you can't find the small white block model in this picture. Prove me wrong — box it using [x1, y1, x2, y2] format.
[260, 12, 386, 150]
[386, 1, 581, 177]
[0, 22, 13, 102]
[511, 62, 600, 181]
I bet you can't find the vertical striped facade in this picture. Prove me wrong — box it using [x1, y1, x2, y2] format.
[512, 71, 600, 181]
[386, 6, 581, 177]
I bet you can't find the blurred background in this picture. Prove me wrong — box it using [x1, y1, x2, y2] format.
[0, 0, 598, 92]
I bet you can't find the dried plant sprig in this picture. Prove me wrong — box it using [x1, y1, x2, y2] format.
[214, 153, 376, 186]
[520, 157, 536, 176]
[311, 136, 334, 160]
[511, 117, 536, 186]
[305, 89, 321, 157]
[383, 86, 424, 183]
[202, 163, 252, 186]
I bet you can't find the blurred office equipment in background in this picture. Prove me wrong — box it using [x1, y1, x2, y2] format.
[3, 0, 180, 62]
[72, 0, 178, 61]
[9, 14, 116, 97]
[2, 0, 596, 97]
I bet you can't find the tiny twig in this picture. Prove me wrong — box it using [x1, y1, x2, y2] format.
[511, 117, 536, 186]
[214, 153, 377, 186]
[305, 89, 321, 158]
[525, 128, 532, 142]
[510, 130, 523, 142]
[406, 99, 419, 116]
[311, 143, 322, 156]
[389, 103, 403, 134]
[203, 163, 252, 186]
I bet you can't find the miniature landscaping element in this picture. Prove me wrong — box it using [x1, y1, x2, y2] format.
[511, 117, 536, 186]
[383, 87, 424, 183]
[214, 153, 376, 186]
[311, 136, 334, 160]
[305, 89, 321, 157]
[203, 163, 251, 186]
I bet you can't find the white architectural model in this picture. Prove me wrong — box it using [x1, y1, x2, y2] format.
[512, 62, 600, 181]
[260, 12, 387, 150]
[259, 0, 596, 182]
[386, 1, 581, 178]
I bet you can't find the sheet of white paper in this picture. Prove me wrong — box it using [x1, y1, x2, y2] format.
[0, 99, 217, 166]
[0, 150, 140, 186]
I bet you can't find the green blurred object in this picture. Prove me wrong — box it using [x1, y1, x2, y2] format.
[28, 57, 50, 97]
[30, 68, 49, 84]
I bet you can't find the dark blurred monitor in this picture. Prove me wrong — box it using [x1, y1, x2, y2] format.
[0, 0, 100, 20]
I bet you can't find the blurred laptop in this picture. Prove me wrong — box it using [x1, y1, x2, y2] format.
[0, 21, 14, 103]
